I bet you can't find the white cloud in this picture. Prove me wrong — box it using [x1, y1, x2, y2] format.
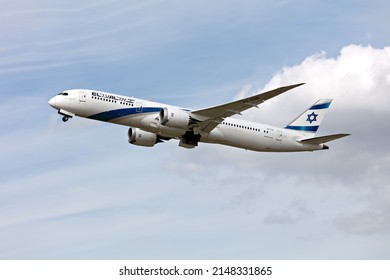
[333, 185, 390, 235]
[264, 200, 313, 225]
[238, 45, 390, 127]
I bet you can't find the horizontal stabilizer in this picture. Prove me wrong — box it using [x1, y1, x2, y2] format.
[300, 133, 350, 145]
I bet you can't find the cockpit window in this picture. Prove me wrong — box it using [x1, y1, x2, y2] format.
[57, 92, 69, 96]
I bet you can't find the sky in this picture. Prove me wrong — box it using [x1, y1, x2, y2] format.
[1, 0, 389, 259]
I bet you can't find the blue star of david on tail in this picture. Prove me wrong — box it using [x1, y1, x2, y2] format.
[306, 112, 318, 124]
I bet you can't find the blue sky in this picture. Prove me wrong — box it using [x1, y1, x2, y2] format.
[1, 0, 390, 259]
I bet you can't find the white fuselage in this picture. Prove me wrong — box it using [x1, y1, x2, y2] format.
[49, 89, 325, 152]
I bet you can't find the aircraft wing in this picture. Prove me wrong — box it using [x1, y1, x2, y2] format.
[190, 83, 304, 133]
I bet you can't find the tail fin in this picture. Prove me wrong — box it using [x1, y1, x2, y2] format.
[285, 99, 332, 136]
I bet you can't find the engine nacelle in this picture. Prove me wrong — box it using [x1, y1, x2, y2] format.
[159, 107, 190, 128]
[128, 127, 158, 147]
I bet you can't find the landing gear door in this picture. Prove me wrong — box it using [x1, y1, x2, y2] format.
[79, 91, 87, 103]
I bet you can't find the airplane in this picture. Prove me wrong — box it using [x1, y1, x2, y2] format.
[48, 83, 349, 152]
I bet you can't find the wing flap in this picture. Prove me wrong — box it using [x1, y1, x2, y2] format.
[300, 133, 350, 145]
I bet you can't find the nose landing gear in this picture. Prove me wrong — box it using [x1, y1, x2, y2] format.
[57, 109, 74, 123]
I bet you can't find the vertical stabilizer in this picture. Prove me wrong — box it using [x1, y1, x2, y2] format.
[285, 99, 332, 136]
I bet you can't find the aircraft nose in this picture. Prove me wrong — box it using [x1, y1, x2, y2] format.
[48, 96, 56, 108]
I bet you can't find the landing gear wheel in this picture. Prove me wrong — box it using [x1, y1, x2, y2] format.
[62, 116, 69, 122]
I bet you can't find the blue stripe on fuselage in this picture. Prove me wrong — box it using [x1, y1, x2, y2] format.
[88, 107, 162, 122]
[285, 125, 319, 132]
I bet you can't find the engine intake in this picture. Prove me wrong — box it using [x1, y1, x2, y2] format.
[128, 127, 160, 147]
[159, 107, 190, 129]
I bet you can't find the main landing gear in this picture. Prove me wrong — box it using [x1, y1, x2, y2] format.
[62, 116, 70, 122]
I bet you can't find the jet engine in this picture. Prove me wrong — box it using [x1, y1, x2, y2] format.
[159, 107, 190, 129]
[128, 127, 161, 147]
